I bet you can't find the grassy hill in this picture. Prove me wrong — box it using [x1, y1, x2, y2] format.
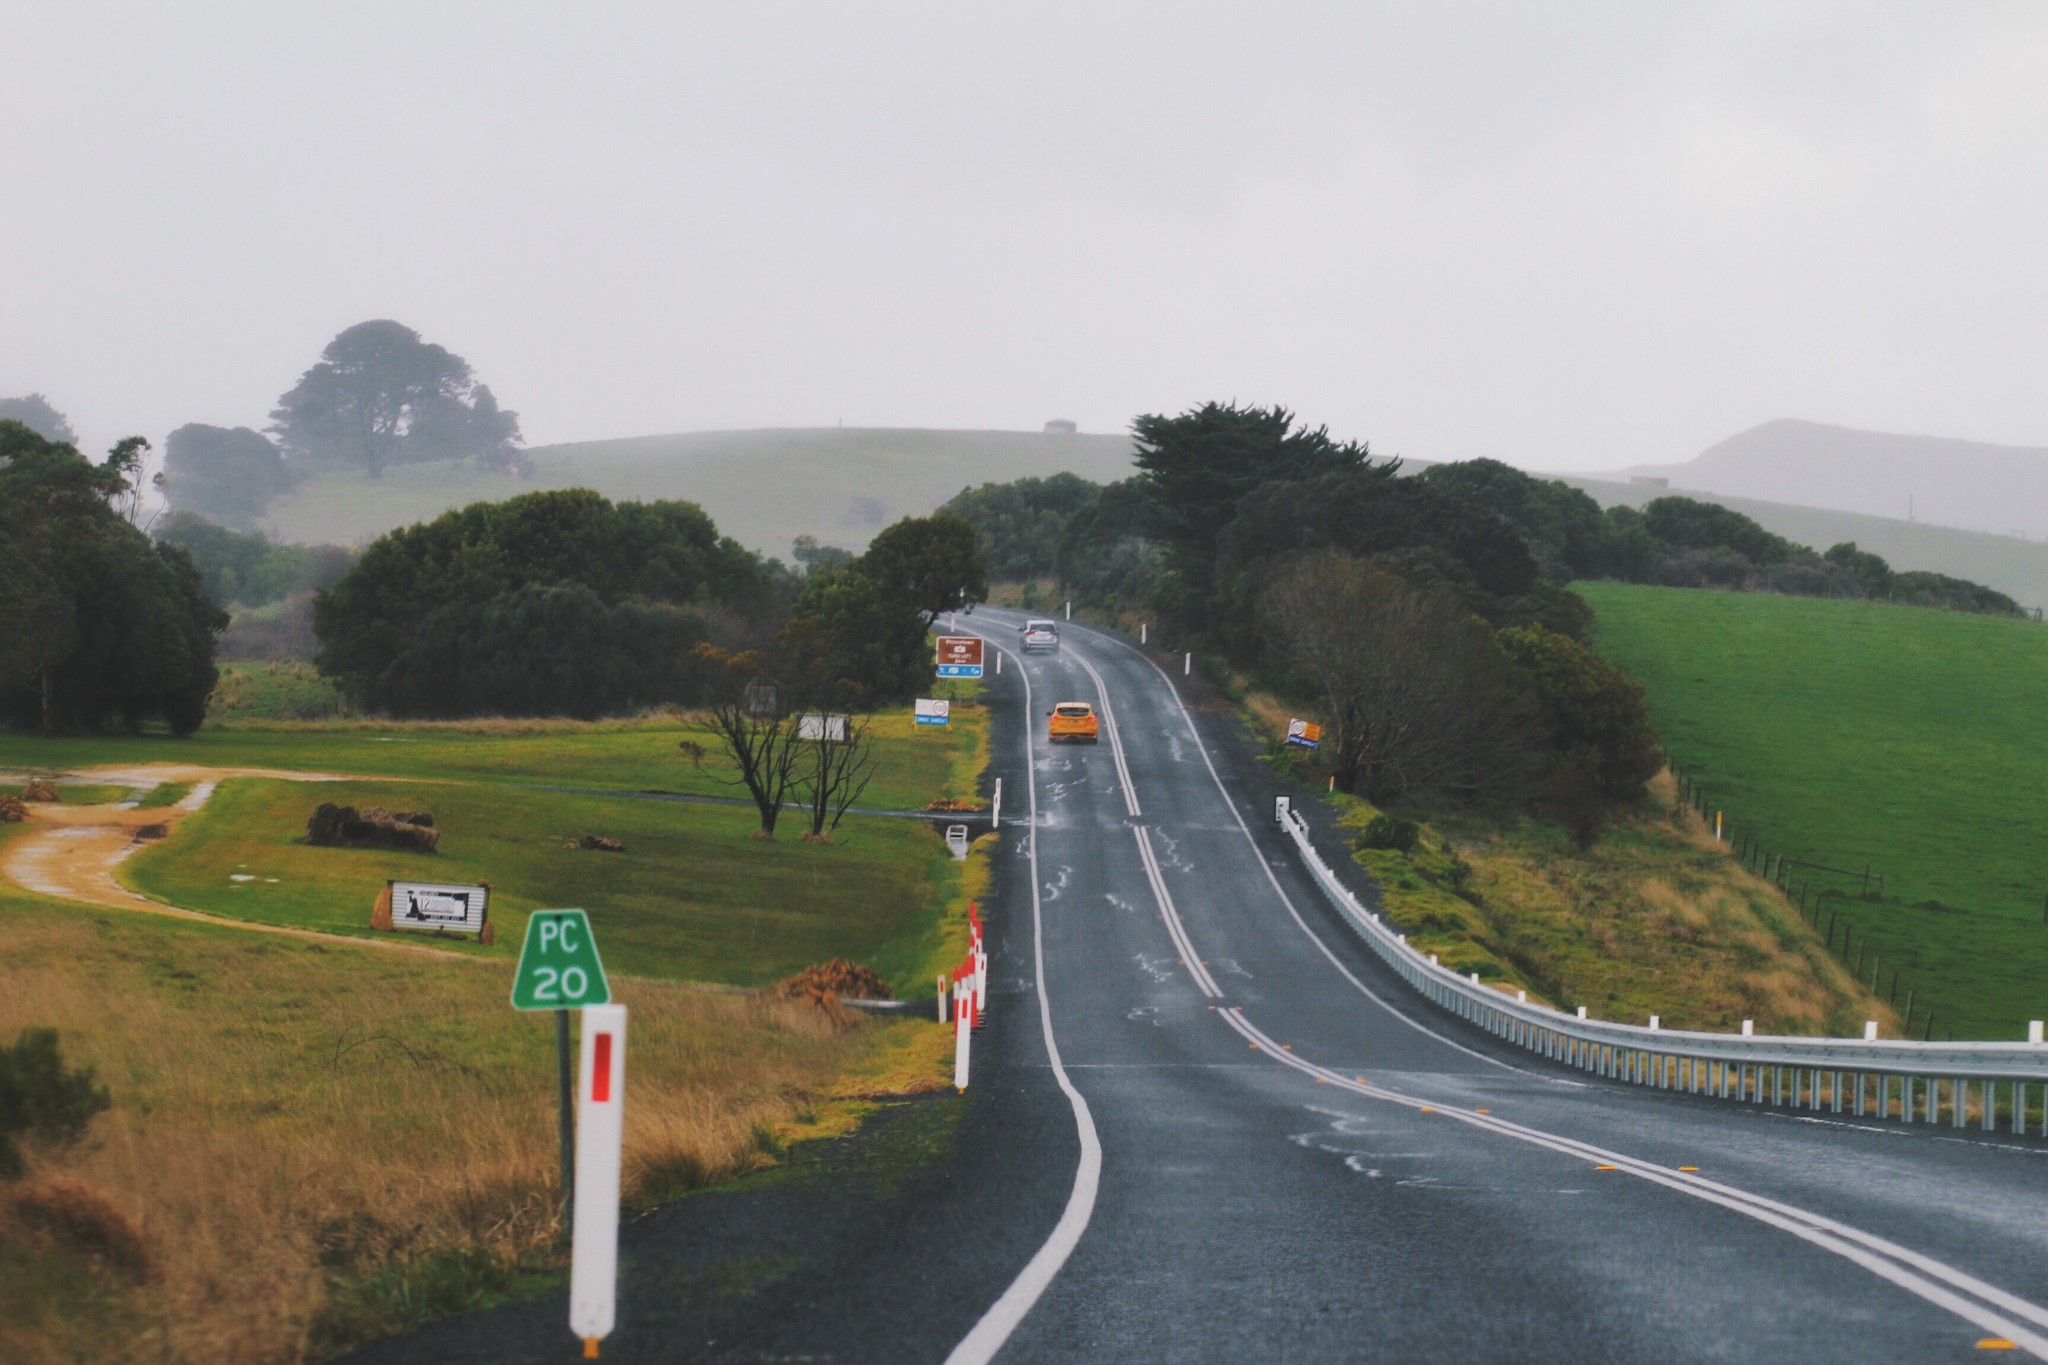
[1578, 582, 2048, 1039]
[262, 426, 1138, 558]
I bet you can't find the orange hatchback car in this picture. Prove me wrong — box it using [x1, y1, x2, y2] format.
[1047, 702, 1100, 744]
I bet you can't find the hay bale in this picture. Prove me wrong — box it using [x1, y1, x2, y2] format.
[578, 836, 625, 853]
[0, 796, 25, 824]
[20, 779, 59, 802]
[768, 959, 894, 1007]
[305, 803, 439, 854]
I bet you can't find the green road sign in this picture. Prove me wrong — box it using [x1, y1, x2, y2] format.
[511, 909, 611, 1010]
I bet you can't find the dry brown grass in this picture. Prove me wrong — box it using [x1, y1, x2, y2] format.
[0, 898, 948, 1364]
[1342, 769, 1900, 1038]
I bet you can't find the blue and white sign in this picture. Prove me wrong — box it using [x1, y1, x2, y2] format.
[936, 664, 984, 678]
[915, 698, 951, 727]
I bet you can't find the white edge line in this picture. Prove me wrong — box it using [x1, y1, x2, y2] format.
[1220, 1008, 2048, 1358]
[945, 640, 1103, 1365]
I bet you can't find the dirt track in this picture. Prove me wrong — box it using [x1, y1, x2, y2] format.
[1, 765, 469, 958]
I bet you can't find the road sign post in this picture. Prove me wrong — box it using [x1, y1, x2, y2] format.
[513, 911, 612, 1246]
[935, 636, 984, 678]
[570, 1002, 628, 1355]
[1284, 718, 1323, 750]
[512, 910, 611, 1011]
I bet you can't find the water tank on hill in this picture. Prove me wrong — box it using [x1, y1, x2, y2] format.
[1043, 419, 1078, 435]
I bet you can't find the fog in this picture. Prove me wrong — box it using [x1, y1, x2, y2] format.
[5, 2, 2046, 472]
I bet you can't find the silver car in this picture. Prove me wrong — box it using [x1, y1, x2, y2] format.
[1021, 619, 1061, 651]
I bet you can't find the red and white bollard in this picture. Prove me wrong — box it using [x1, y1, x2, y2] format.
[952, 963, 972, 1091]
[973, 946, 987, 1029]
[570, 1004, 627, 1358]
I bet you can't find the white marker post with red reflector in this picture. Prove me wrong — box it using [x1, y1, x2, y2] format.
[953, 962, 972, 1091]
[570, 1003, 627, 1356]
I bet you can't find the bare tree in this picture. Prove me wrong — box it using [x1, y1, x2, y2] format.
[796, 712, 880, 840]
[693, 645, 802, 836]
[1261, 551, 1537, 802]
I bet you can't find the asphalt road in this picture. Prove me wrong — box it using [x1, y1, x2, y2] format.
[352, 610, 2048, 1364]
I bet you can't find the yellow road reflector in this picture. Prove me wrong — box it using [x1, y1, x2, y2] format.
[1317, 1077, 1327, 1084]
[1678, 1166, 1699, 1172]
[584, 1340, 602, 1359]
[1282, 1045, 1292, 1051]
[1419, 1106, 1435, 1114]
[1978, 1339, 2017, 1351]
[1475, 1108, 1491, 1114]
[1595, 1164, 1617, 1171]
[1250, 1043, 1259, 1050]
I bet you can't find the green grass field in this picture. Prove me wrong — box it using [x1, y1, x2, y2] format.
[0, 705, 985, 816]
[124, 777, 960, 991]
[208, 661, 346, 720]
[260, 426, 1140, 557]
[1579, 582, 2048, 1039]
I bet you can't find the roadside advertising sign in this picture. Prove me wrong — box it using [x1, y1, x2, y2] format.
[388, 880, 489, 934]
[936, 636, 985, 678]
[1285, 718, 1323, 750]
[915, 698, 951, 727]
[511, 909, 612, 1010]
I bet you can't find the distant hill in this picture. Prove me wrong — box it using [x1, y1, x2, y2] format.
[261, 426, 1138, 560]
[1612, 418, 2048, 541]
[256, 421, 2048, 610]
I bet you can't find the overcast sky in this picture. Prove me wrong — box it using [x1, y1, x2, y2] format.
[6, 2, 2046, 472]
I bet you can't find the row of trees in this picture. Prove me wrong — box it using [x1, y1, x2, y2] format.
[0, 423, 226, 736]
[1415, 460, 2023, 614]
[943, 403, 1663, 835]
[306, 494, 987, 835]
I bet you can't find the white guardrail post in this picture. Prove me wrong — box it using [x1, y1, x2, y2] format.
[1270, 800, 2048, 1133]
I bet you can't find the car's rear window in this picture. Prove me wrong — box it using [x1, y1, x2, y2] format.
[1055, 704, 1092, 718]
[1027, 621, 1058, 631]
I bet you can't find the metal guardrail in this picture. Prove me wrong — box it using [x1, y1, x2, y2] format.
[1274, 797, 2048, 1136]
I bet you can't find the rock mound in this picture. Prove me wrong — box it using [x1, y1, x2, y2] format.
[305, 804, 439, 854]
[20, 780, 59, 802]
[576, 836, 625, 853]
[0, 797, 25, 824]
[767, 959, 893, 1007]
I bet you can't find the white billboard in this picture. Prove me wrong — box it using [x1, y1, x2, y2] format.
[389, 881, 489, 934]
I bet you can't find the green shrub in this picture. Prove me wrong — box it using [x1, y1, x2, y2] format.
[0, 1028, 112, 1179]
[1354, 814, 1420, 853]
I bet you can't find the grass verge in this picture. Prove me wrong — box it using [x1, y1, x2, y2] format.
[1337, 774, 1899, 1036]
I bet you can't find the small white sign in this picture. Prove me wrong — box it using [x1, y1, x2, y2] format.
[914, 698, 951, 727]
[796, 713, 848, 742]
[390, 881, 488, 934]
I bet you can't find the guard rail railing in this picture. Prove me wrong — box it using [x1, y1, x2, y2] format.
[1273, 797, 2048, 1136]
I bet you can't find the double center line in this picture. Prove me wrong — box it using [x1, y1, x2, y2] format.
[1134, 825, 1222, 998]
